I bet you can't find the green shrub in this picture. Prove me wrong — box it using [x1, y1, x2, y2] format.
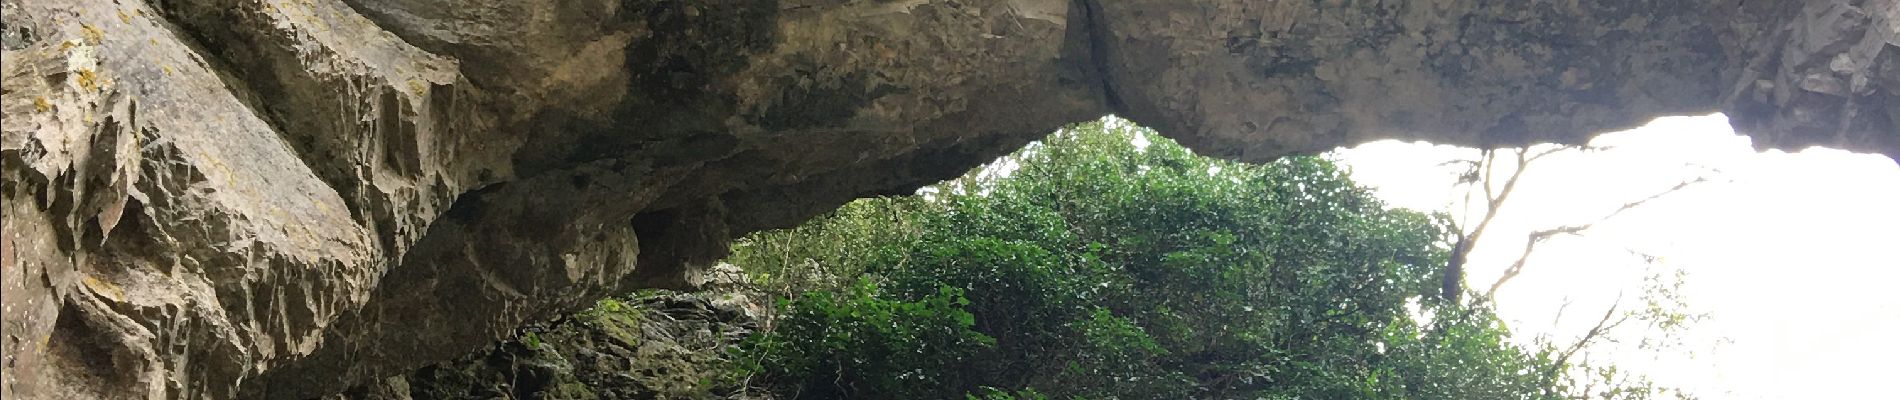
[733, 278, 993, 399]
[729, 119, 1569, 399]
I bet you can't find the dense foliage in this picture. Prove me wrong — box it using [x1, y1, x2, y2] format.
[724, 120, 1579, 399]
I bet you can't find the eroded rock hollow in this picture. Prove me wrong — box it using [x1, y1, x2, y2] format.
[2, 0, 1894, 398]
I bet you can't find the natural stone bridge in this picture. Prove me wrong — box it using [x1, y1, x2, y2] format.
[2, 0, 1893, 398]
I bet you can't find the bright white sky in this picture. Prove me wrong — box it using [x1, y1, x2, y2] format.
[1331, 114, 1900, 399]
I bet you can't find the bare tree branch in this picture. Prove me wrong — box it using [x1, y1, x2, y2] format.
[1436, 159, 1480, 170]
[1524, 145, 1567, 164]
[1482, 176, 1711, 299]
[1435, 143, 1718, 398]
[1543, 292, 1629, 395]
[1444, 148, 1540, 303]
[1482, 149, 1502, 205]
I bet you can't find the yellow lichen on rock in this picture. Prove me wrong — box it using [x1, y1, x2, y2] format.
[80, 24, 104, 44]
[76, 69, 98, 91]
[81, 275, 126, 303]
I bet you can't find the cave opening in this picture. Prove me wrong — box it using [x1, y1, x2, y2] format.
[395, 113, 1898, 399]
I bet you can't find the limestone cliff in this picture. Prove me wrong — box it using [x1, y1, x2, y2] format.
[1, 0, 1893, 398]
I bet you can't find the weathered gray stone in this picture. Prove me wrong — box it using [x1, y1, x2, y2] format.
[2, 0, 1894, 398]
[345, 287, 761, 400]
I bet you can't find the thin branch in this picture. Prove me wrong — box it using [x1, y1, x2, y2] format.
[1481, 175, 1710, 299]
[1444, 148, 1538, 302]
[1551, 297, 1573, 326]
[1482, 149, 1501, 206]
[1544, 292, 1627, 391]
[1593, 177, 1710, 223]
[1469, 148, 1536, 247]
[1436, 159, 1480, 169]
[1524, 145, 1566, 164]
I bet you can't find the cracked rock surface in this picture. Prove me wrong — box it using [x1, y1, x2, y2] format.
[2, 0, 1894, 398]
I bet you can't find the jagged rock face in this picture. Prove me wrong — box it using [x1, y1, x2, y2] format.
[339, 289, 762, 400]
[0, 0, 1892, 398]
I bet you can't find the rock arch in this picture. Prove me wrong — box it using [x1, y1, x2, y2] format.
[2, 0, 1893, 398]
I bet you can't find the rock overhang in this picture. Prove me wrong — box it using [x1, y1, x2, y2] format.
[2, 0, 1894, 398]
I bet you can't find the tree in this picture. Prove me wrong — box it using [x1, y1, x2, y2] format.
[1432, 144, 1716, 399]
[727, 119, 1598, 399]
[1438, 145, 1711, 303]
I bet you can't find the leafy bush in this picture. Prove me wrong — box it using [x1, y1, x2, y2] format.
[733, 278, 993, 399]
